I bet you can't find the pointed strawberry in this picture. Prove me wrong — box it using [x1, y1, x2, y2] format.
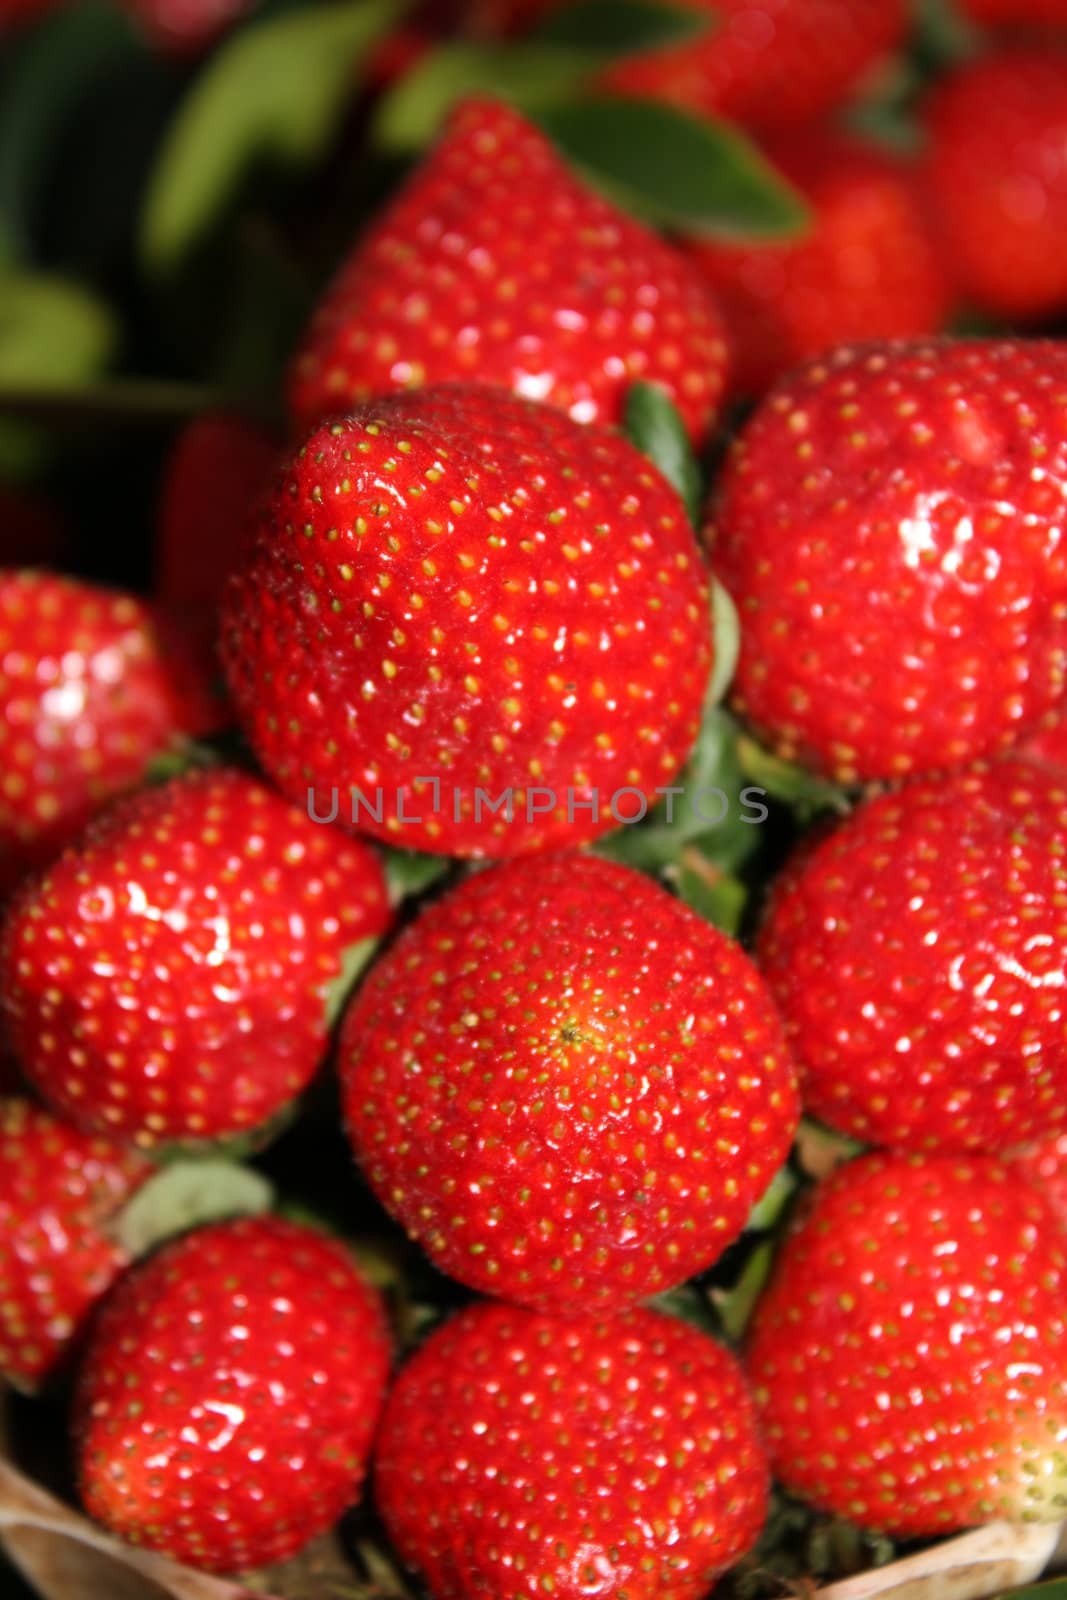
[746, 1151, 1067, 1534]
[376, 1300, 769, 1600]
[342, 851, 798, 1310]
[757, 761, 1067, 1154]
[76, 1215, 391, 1572]
[0, 767, 391, 1148]
[0, 1098, 151, 1391]
[222, 383, 712, 857]
[710, 339, 1067, 784]
[0, 570, 223, 897]
[289, 99, 728, 445]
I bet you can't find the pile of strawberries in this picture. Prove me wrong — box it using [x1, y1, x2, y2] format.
[8, 0, 1067, 1597]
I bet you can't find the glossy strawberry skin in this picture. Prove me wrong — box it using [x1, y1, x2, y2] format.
[595, 0, 907, 130]
[709, 340, 1067, 783]
[76, 1216, 391, 1573]
[222, 384, 712, 858]
[924, 52, 1067, 320]
[0, 767, 392, 1148]
[1015, 1130, 1067, 1228]
[0, 1098, 150, 1391]
[376, 1300, 769, 1600]
[746, 1152, 1067, 1534]
[342, 852, 798, 1310]
[289, 100, 728, 446]
[685, 131, 949, 395]
[758, 763, 1067, 1155]
[0, 571, 222, 896]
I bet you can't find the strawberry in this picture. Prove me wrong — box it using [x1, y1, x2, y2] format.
[0, 1097, 150, 1391]
[745, 1151, 1067, 1534]
[221, 383, 712, 858]
[959, 0, 1067, 26]
[342, 851, 798, 1310]
[288, 99, 728, 446]
[76, 1215, 391, 1573]
[0, 767, 392, 1148]
[757, 762, 1067, 1155]
[1017, 713, 1067, 772]
[0, 570, 223, 897]
[709, 339, 1067, 784]
[684, 130, 950, 395]
[1014, 1130, 1067, 1226]
[120, 0, 255, 54]
[593, 0, 908, 131]
[376, 1300, 769, 1600]
[923, 50, 1067, 319]
[156, 413, 277, 620]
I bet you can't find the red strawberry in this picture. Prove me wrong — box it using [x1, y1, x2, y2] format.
[0, 486, 70, 569]
[684, 130, 950, 395]
[959, 0, 1067, 27]
[745, 1151, 1067, 1534]
[709, 339, 1067, 784]
[156, 413, 277, 619]
[1017, 712, 1067, 772]
[0, 570, 223, 896]
[288, 99, 728, 446]
[120, 0, 254, 54]
[757, 762, 1067, 1154]
[1015, 1130, 1067, 1226]
[376, 1300, 768, 1600]
[76, 1215, 391, 1572]
[342, 851, 798, 1310]
[0, 767, 391, 1148]
[594, 0, 908, 131]
[0, 1098, 150, 1391]
[923, 50, 1067, 319]
[222, 384, 712, 858]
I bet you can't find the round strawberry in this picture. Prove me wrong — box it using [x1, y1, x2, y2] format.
[758, 762, 1067, 1154]
[746, 1152, 1067, 1534]
[1014, 1131, 1067, 1227]
[594, 0, 908, 131]
[289, 99, 728, 446]
[710, 339, 1067, 784]
[0, 570, 222, 895]
[685, 130, 949, 395]
[222, 383, 712, 858]
[76, 1215, 391, 1573]
[0, 1097, 150, 1391]
[342, 852, 798, 1310]
[376, 1300, 768, 1600]
[923, 50, 1067, 320]
[0, 767, 391, 1147]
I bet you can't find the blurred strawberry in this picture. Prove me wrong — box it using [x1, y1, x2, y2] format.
[924, 49, 1067, 319]
[685, 130, 950, 394]
[120, 0, 255, 54]
[960, 0, 1067, 23]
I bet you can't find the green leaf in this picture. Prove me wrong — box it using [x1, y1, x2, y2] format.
[534, 96, 811, 240]
[624, 381, 702, 525]
[142, 0, 403, 272]
[745, 1162, 798, 1233]
[794, 1118, 866, 1181]
[0, 273, 117, 476]
[737, 733, 853, 823]
[323, 936, 381, 1030]
[384, 846, 453, 903]
[0, 1, 141, 263]
[672, 856, 746, 935]
[1001, 1585, 1067, 1600]
[114, 1158, 274, 1258]
[707, 578, 739, 707]
[712, 1236, 775, 1341]
[535, 0, 712, 51]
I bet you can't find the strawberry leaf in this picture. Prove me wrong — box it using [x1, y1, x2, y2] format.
[736, 733, 854, 822]
[113, 1159, 274, 1259]
[624, 381, 703, 525]
[534, 0, 713, 51]
[141, 0, 403, 272]
[322, 936, 380, 1031]
[708, 578, 740, 706]
[383, 847, 452, 904]
[534, 97, 811, 240]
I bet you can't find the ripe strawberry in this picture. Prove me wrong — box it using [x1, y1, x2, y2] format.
[222, 384, 712, 858]
[684, 130, 950, 395]
[0, 1098, 150, 1391]
[288, 99, 728, 445]
[959, 0, 1067, 27]
[923, 50, 1067, 319]
[709, 339, 1067, 784]
[0, 570, 223, 897]
[594, 0, 908, 131]
[156, 413, 277, 619]
[376, 1300, 768, 1600]
[1015, 1130, 1067, 1226]
[120, 0, 254, 54]
[746, 1152, 1067, 1534]
[0, 767, 391, 1148]
[758, 762, 1067, 1154]
[76, 1215, 391, 1572]
[1018, 713, 1067, 772]
[342, 851, 798, 1310]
